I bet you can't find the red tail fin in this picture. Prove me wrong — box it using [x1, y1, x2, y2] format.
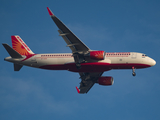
[11, 35, 34, 56]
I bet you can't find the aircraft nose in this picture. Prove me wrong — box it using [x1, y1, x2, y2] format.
[150, 59, 156, 66]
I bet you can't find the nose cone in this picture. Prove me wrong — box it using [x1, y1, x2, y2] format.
[150, 59, 156, 66]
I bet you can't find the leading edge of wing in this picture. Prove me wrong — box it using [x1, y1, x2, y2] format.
[47, 7, 90, 53]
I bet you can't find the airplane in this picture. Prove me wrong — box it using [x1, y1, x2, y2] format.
[2, 7, 156, 94]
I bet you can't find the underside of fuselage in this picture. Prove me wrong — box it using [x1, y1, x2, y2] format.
[38, 62, 151, 72]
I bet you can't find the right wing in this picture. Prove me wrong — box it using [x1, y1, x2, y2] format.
[77, 72, 103, 94]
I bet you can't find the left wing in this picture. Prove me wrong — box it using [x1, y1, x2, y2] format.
[77, 72, 103, 94]
[47, 7, 91, 69]
[47, 7, 90, 53]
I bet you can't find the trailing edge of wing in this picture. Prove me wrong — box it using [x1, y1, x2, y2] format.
[47, 7, 90, 53]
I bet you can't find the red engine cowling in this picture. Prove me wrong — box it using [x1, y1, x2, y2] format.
[90, 51, 106, 60]
[97, 76, 114, 86]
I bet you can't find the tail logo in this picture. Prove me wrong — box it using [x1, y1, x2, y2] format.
[11, 36, 34, 56]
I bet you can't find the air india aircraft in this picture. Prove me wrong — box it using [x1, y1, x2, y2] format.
[2, 7, 156, 94]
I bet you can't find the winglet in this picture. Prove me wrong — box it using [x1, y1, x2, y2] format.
[76, 86, 80, 94]
[47, 7, 54, 16]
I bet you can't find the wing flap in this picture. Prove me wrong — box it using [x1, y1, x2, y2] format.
[58, 30, 75, 52]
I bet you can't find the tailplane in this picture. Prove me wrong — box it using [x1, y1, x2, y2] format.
[2, 44, 23, 71]
[11, 35, 34, 55]
[2, 44, 22, 58]
[14, 63, 23, 71]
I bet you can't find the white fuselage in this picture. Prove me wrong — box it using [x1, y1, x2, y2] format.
[4, 52, 156, 73]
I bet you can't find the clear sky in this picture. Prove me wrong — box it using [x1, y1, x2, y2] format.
[0, 0, 160, 120]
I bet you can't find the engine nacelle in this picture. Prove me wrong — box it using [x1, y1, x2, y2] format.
[97, 76, 114, 86]
[89, 51, 106, 60]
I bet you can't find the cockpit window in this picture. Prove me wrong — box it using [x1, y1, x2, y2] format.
[142, 54, 148, 57]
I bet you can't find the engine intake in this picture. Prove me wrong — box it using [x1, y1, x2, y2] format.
[97, 76, 114, 86]
[88, 51, 106, 60]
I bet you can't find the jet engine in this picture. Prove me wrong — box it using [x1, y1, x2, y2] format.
[97, 76, 114, 86]
[86, 51, 106, 60]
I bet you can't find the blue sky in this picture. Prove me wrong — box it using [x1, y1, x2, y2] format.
[0, 0, 160, 120]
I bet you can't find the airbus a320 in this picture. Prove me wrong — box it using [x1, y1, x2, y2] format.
[2, 7, 156, 94]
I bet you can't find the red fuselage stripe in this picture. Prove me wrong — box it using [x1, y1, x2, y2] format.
[39, 62, 151, 72]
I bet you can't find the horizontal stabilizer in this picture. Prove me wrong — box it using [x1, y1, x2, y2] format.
[2, 44, 23, 58]
[14, 63, 23, 71]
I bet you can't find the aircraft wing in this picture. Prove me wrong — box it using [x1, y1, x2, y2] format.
[77, 72, 103, 94]
[47, 7, 103, 94]
[47, 7, 90, 53]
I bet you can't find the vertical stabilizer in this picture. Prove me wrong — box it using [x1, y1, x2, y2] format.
[11, 35, 34, 55]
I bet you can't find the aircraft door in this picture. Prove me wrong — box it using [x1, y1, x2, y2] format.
[131, 53, 137, 59]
